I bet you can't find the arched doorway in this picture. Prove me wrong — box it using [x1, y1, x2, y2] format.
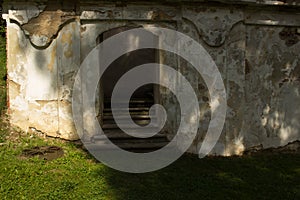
[97, 26, 158, 102]
[96, 26, 167, 152]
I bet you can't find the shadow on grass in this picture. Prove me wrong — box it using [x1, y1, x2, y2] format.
[94, 153, 300, 200]
[0, 19, 299, 200]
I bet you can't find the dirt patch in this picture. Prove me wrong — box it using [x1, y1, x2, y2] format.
[21, 146, 64, 161]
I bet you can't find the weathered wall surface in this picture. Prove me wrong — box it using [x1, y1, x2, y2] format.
[3, 2, 80, 140]
[2, 0, 300, 155]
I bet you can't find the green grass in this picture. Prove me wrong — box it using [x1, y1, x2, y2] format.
[0, 27, 299, 200]
[0, 135, 299, 200]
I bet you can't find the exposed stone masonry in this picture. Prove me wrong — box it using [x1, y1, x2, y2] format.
[2, 0, 300, 155]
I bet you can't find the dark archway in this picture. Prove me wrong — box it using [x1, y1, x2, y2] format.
[95, 26, 166, 152]
[97, 25, 158, 101]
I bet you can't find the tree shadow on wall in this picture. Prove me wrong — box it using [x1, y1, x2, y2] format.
[3, 3, 300, 199]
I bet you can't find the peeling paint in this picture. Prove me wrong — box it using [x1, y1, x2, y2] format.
[11, 6, 77, 47]
[47, 43, 57, 72]
[61, 32, 73, 58]
[2, 2, 300, 155]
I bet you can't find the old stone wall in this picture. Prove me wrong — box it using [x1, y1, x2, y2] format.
[2, 0, 300, 155]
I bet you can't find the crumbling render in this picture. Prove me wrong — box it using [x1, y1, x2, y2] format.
[21, 9, 76, 47]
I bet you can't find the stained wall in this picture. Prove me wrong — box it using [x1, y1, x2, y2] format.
[2, 0, 300, 155]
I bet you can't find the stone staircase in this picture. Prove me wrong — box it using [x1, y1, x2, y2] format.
[93, 98, 169, 152]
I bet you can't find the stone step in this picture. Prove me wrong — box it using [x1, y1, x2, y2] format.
[103, 118, 158, 126]
[87, 140, 169, 150]
[94, 136, 168, 144]
[97, 98, 165, 151]
[92, 131, 166, 140]
[103, 107, 150, 113]
[104, 102, 154, 110]
[103, 114, 155, 120]
[102, 122, 159, 129]
[104, 98, 154, 105]
[101, 126, 163, 136]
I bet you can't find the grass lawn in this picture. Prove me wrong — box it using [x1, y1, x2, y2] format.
[0, 30, 300, 200]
